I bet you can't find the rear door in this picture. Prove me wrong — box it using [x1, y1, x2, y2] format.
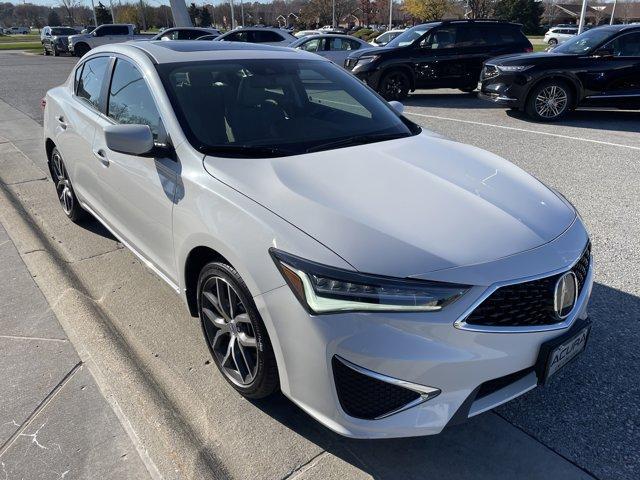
[91, 56, 178, 283]
[324, 37, 361, 64]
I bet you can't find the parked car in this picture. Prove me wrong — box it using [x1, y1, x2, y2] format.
[41, 25, 78, 41]
[151, 27, 221, 41]
[43, 40, 592, 439]
[8, 26, 30, 34]
[370, 29, 405, 47]
[344, 20, 533, 100]
[42, 26, 80, 56]
[214, 27, 296, 46]
[479, 24, 640, 121]
[294, 29, 321, 38]
[196, 34, 219, 41]
[544, 26, 578, 46]
[289, 34, 372, 65]
[68, 24, 149, 57]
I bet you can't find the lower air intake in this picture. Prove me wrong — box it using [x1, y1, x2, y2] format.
[332, 356, 421, 420]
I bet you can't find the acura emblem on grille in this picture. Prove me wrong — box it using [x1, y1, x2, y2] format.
[554, 272, 578, 319]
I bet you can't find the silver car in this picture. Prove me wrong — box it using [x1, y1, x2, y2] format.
[43, 41, 592, 439]
[289, 34, 373, 65]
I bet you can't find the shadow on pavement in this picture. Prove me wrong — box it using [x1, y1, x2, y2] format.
[252, 282, 638, 480]
[506, 108, 640, 134]
[403, 91, 500, 110]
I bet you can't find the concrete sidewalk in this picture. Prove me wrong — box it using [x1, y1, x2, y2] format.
[0, 218, 153, 479]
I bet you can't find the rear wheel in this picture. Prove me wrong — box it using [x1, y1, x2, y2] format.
[525, 80, 573, 121]
[198, 262, 279, 399]
[50, 148, 88, 223]
[379, 70, 410, 101]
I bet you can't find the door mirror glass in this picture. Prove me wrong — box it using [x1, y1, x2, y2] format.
[104, 124, 154, 156]
[389, 100, 404, 115]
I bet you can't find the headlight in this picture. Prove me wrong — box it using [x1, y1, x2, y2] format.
[498, 65, 533, 72]
[270, 249, 469, 314]
[355, 55, 380, 67]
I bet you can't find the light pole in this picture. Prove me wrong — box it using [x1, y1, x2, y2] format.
[332, 0, 336, 28]
[578, 0, 588, 34]
[169, 0, 192, 27]
[230, 0, 236, 28]
[388, 0, 392, 30]
[90, 0, 98, 26]
[240, 0, 245, 26]
[610, 0, 617, 25]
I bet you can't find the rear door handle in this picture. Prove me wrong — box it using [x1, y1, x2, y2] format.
[55, 115, 67, 129]
[93, 148, 109, 166]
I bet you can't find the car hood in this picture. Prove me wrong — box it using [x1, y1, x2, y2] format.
[488, 51, 570, 65]
[203, 134, 575, 278]
[348, 45, 399, 59]
[68, 33, 91, 42]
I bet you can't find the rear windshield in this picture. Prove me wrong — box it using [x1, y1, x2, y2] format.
[157, 59, 419, 157]
[52, 28, 77, 35]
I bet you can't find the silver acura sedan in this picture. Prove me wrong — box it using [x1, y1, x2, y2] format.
[43, 41, 593, 439]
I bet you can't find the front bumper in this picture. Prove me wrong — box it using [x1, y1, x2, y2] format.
[254, 219, 593, 439]
[479, 70, 530, 109]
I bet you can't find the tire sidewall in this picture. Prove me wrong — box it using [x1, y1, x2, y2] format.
[380, 70, 410, 101]
[50, 147, 87, 222]
[197, 262, 278, 398]
[526, 80, 573, 122]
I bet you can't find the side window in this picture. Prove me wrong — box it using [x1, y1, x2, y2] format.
[108, 59, 161, 137]
[348, 39, 362, 50]
[253, 31, 283, 43]
[77, 56, 110, 109]
[224, 31, 248, 42]
[161, 30, 179, 40]
[606, 33, 640, 57]
[458, 25, 486, 47]
[179, 29, 204, 40]
[299, 38, 322, 52]
[421, 26, 458, 49]
[329, 37, 353, 51]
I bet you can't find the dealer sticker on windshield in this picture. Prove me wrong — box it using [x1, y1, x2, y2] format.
[546, 325, 590, 379]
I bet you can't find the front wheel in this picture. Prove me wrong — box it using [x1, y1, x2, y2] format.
[548, 38, 558, 46]
[198, 262, 279, 399]
[525, 80, 573, 121]
[379, 70, 410, 101]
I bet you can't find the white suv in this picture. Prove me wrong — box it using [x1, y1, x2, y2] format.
[544, 27, 578, 46]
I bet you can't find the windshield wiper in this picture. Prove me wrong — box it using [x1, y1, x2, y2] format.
[305, 132, 410, 154]
[201, 145, 295, 158]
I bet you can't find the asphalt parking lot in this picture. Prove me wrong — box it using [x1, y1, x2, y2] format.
[0, 51, 638, 480]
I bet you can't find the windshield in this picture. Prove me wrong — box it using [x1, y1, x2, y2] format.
[157, 59, 418, 157]
[554, 28, 614, 54]
[52, 28, 77, 35]
[386, 24, 435, 48]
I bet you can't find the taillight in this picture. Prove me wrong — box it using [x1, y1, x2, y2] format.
[40, 98, 46, 111]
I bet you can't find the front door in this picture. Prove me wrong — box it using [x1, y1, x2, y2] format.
[411, 25, 466, 88]
[91, 56, 178, 284]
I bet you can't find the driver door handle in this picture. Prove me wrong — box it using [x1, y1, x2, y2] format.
[93, 148, 109, 166]
[55, 115, 67, 129]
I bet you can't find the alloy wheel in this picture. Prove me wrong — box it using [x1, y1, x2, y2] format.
[384, 73, 407, 100]
[52, 151, 74, 215]
[201, 276, 259, 387]
[534, 85, 568, 119]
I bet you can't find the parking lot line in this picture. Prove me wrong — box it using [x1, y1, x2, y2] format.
[405, 111, 640, 151]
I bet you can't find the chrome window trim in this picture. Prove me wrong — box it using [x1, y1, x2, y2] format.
[454, 244, 593, 333]
[334, 356, 440, 420]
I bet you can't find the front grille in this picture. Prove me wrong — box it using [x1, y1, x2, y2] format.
[465, 244, 591, 327]
[332, 357, 420, 420]
[482, 65, 499, 80]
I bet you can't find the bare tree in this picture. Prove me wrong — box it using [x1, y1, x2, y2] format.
[59, 0, 81, 26]
[466, 0, 496, 19]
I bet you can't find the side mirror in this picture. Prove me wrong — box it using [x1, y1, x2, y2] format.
[104, 124, 154, 156]
[594, 46, 614, 58]
[389, 100, 404, 115]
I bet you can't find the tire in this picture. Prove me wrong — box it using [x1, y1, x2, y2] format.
[50, 147, 88, 223]
[43, 46, 50, 56]
[379, 70, 410, 101]
[198, 262, 279, 399]
[74, 43, 90, 57]
[548, 38, 558, 46]
[52, 45, 59, 57]
[525, 79, 573, 122]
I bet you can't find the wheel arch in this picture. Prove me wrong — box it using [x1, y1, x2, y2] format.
[183, 245, 231, 317]
[525, 74, 582, 109]
[45, 138, 56, 179]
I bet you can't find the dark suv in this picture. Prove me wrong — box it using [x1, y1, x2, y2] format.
[479, 25, 640, 121]
[344, 20, 532, 100]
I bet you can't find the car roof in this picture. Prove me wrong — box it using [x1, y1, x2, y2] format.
[99, 40, 324, 64]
